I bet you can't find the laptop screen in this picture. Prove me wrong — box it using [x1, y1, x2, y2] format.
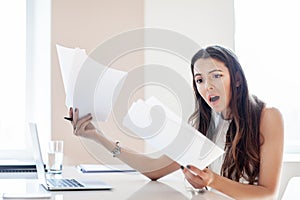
[28, 123, 48, 186]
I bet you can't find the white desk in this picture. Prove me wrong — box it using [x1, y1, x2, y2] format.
[281, 177, 300, 200]
[0, 166, 232, 200]
[279, 154, 300, 199]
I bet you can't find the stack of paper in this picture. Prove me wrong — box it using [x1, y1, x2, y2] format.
[78, 164, 136, 173]
[56, 45, 127, 121]
[123, 96, 224, 169]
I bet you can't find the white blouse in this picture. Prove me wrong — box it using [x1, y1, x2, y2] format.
[206, 111, 231, 175]
[207, 112, 254, 185]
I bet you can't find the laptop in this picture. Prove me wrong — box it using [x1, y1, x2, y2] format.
[28, 122, 112, 191]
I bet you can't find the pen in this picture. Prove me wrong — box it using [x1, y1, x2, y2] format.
[64, 116, 73, 121]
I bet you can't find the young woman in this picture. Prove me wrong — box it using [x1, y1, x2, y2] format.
[68, 45, 284, 199]
[181, 45, 284, 199]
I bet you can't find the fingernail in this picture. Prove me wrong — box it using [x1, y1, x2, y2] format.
[186, 165, 191, 169]
[180, 166, 184, 170]
[75, 108, 78, 112]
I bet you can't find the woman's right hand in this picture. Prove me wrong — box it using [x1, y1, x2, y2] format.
[68, 107, 98, 140]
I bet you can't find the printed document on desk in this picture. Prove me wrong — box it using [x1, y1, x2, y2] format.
[78, 164, 136, 173]
[123, 96, 224, 169]
[56, 44, 128, 121]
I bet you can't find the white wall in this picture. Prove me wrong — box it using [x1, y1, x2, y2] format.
[145, 0, 235, 48]
[144, 0, 235, 112]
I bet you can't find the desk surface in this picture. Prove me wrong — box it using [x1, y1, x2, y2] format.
[0, 166, 232, 200]
[281, 176, 300, 200]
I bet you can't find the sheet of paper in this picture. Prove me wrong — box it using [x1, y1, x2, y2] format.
[123, 97, 224, 169]
[78, 164, 136, 173]
[56, 44, 128, 121]
[2, 193, 51, 199]
[56, 44, 87, 107]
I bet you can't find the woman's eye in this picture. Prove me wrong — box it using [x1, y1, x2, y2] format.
[213, 74, 222, 79]
[196, 78, 203, 84]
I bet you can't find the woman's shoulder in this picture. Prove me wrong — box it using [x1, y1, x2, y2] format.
[261, 106, 283, 119]
[260, 106, 284, 137]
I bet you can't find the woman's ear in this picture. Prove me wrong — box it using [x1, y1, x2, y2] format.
[235, 71, 242, 87]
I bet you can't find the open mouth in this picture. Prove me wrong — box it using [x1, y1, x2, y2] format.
[209, 96, 220, 103]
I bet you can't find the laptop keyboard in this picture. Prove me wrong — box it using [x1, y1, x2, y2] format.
[48, 179, 84, 188]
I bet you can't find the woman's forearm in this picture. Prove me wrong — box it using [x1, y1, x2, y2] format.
[91, 130, 180, 180]
[211, 174, 277, 200]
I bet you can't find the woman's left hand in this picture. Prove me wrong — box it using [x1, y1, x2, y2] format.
[182, 165, 215, 189]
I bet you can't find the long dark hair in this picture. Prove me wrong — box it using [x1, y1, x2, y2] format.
[188, 45, 265, 184]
